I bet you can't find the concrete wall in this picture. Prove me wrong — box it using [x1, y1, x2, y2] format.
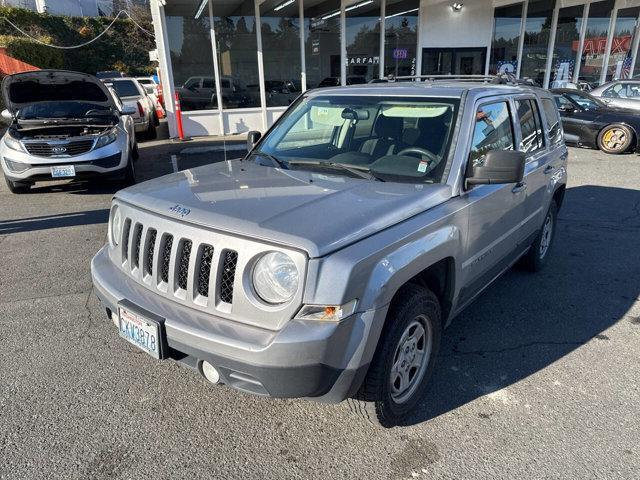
[421, 0, 494, 49]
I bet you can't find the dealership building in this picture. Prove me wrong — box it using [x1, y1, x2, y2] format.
[150, 0, 640, 137]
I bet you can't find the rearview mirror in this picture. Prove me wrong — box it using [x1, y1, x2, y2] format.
[120, 105, 137, 116]
[1, 109, 12, 120]
[466, 150, 525, 188]
[247, 130, 262, 151]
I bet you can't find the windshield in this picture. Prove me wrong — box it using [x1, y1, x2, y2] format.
[17, 101, 113, 120]
[563, 91, 604, 109]
[110, 80, 141, 98]
[255, 95, 459, 183]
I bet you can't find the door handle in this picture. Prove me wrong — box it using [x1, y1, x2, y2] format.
[544, 165, 555, 174]
[512, 182, 527, 194]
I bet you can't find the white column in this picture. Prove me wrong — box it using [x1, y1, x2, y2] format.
[341, 0, 347, 85]
[629, 11, 640, 77]
[379, 0, 385, 79]
[573, 2, 590, 84]
[543, 3, 560, 88]
[416, 0, 426, 78]
[150, 0, 177, 138]
[299, 0, 307, 91]
[208, 0, 225, 136]
[254, 0, 268, 131]
[600, 1, 620, 84]
[515, 0, 529, 78]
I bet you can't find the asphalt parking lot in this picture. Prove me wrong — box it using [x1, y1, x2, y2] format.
[1, 143, 639, 479]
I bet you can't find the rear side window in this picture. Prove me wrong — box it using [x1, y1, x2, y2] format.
[515, 99, 544, 153]
[541, 98, 563, 145]
[469, 101, 515, 166]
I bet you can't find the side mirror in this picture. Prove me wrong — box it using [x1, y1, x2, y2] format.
[247, 130, 262, 151]
[120, 105, 137, 116]
[466, 150, 525, 187]
[1, 109, 13, 120]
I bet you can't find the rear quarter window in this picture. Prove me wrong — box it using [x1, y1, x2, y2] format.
[541, 98, 563, 145]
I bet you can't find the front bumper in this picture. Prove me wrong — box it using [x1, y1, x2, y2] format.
[91, 246, 381, 402]
[1, 141, 128, 182]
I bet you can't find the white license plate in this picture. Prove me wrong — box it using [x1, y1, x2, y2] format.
[118, 307, 161, 358]
[51, 165, 75, 178]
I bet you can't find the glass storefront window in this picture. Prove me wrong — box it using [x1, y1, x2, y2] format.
[260, 0, 303, 107]
[213, 0, 260, 108]
[489, 3, 523, 75]
[304, 0, 342, 89]
[345, 0, 381, 83]
[384, 0, 419, 78]
[579, 0, 614, 86]
[165, 2, 216, 112]
[520, 0, 555, 86]
[550, 5, 584, 87]
[605, 7, 640, 81]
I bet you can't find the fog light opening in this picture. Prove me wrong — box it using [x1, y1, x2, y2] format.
[199, 360, 221, 384]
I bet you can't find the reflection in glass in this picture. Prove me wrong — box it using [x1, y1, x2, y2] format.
[304, 0, 342, 89]
[165, 2, 216, 111]
[260, 0, 302, 107]
[213, 0, 260, 108]
[520, 0, 555, 86]
[579, 0, 614, 86]
[345, 0, 381, 83]
[384, 0, 419, 78]
[606, 7, 640, 81]
[550, 5, 584, 87]
[489, 3, 523, 75]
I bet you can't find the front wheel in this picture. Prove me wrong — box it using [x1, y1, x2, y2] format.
[347, 284, 441, 427]
[121, 155, 136, 186]
[597, 124, 633, 154]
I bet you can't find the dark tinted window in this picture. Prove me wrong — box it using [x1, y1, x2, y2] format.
[202, 78, 215, 88]
[515, 99, 544, 153]
[469, 102, 515, 165]
[110, 80, 141, 98]
[541, 98, 563, 145]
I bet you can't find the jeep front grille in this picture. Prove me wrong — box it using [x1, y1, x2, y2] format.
[24, 139, 95, 157]
[119, 218, 238, 307]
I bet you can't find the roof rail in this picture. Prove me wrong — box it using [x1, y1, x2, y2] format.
[388, 73, 538, 86]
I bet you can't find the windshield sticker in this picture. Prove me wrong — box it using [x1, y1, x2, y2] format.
[418, 161, 428, 173]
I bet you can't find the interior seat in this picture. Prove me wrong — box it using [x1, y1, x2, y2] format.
[415, 111, 452, 155]
[359, 115, 404, 158]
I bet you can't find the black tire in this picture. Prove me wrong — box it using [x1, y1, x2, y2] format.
[597, 124, 633, 154]
[153, 112, 160, 127]
[146, 117, 157, 140]
[521, 200, 558, 272]
[347, 284, 442, 427]
[121, 155, 136, 186]
[4, 175, 31, 194]
[132, 141, 139, 160]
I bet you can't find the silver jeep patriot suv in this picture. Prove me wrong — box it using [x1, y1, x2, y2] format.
[91, 78, 568, 426]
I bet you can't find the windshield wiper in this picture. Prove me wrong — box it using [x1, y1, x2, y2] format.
[287, 160, 384, 182]
[251, 151, 288, 169]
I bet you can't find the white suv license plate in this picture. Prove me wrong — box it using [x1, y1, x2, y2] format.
[51, 165, 75, 178]
[118, 307, 160, 358]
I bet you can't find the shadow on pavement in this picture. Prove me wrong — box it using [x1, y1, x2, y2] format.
[403, 184, 640, 426]
[0, 208, 109, 234]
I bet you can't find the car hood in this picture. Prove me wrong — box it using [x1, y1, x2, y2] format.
[1, 70, 116, 113]
[116, 160, 452, 258]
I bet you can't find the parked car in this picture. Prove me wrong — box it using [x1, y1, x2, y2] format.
[317, 76, 367, 88]
[135, 76, 159, 97]
[551, 88, 640, 154]
[91, 79, 567, 426]
[265, 80, 301, 106]
[176, 76, 250, 110]
[96, 70, 125, 81]
[106, 78, 158, 139]
[1, 70, 138, 194]
[589, 79, 640, 111]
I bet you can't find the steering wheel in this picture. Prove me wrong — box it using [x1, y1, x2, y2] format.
[396, 147, 439, 165]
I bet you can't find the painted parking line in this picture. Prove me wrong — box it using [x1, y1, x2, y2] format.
[171, 154, 178, 173]
[179, 144, 247, 155]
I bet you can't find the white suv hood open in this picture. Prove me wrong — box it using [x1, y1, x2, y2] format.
[1, 69, 116, 114]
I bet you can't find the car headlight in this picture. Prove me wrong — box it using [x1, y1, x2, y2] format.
[95, 129, 118, 149]
[4, 134, 25, 152]
[252, 252, 299, 304]
[110, 204, 123, 246]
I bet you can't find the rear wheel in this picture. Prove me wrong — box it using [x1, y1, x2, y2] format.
[146, 117, 157, 140]
[347, 284, 441, 427]
[521, 200, 558, 272]
[4, 175, 31, 194]
[121, 155, 136, 186]
[597, 124, 633, 154]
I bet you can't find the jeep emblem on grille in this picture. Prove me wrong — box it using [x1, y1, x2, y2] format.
[169, 204, 191, 217]
[51, 146, 67, 154]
